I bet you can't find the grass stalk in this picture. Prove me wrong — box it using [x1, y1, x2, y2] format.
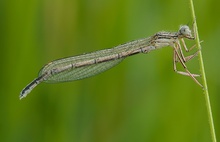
[189, 0, 217, 142]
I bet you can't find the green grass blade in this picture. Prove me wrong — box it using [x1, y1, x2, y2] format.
[189, 0, 217, 142]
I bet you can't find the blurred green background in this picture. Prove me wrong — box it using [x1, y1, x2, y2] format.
[0, 0, 219, 141]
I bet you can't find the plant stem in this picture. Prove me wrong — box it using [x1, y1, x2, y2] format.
[189, 0, 217, 142]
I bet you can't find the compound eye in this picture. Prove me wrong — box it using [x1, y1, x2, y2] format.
[179, 25, 191, 36]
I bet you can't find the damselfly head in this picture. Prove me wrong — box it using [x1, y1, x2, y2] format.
[178, 25, 192, 38]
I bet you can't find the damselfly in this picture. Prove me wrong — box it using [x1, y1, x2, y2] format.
[20, 25, 202, 99]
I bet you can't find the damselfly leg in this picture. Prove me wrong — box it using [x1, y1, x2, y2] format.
[173, 38, 203, 87]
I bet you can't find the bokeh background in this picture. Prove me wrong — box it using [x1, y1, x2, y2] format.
[0, 0, 219, 142]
